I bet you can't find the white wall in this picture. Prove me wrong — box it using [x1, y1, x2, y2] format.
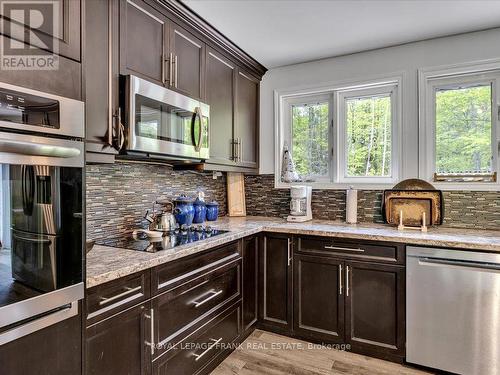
[259, 28, 500, 175]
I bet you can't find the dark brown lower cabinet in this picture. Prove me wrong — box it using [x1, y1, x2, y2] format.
[293, 254, 344, 343]
[259, 234, 293, 333]
[242, 235, 258, 332]
[151, 259, 240, 359]
[0, 312, 82, 375]
[86, 302, 151, 375]
[152, 303, 241, 375]
[345, 261, 405, 360]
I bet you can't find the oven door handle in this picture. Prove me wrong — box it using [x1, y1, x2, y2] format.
[0, 138, 81, 158]
[191, 107, 203, 152]
[0, 301, 79, 346]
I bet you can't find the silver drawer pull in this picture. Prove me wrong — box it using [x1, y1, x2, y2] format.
[144, 308, 155, 355]
[99, 286, 142, 306]
[193, 337, 222, 362]
[324, 245, 364, 253]
[191, 290, 223, 308]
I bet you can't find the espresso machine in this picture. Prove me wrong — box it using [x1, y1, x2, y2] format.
[287, 186, 312, 222]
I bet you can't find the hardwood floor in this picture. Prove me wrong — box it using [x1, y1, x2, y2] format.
[211, 330, 434, 375]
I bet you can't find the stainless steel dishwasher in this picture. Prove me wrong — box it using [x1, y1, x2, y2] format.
[407, 246, 500, 375]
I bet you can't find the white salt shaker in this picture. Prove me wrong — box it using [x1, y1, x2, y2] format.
[346, 186, 358, 224]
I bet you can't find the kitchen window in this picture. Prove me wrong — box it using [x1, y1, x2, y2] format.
[277, 79, 400, 188]
[337, 84, 398, 184]
[282, 94, 332, 182]
[419, 64, 500, 186]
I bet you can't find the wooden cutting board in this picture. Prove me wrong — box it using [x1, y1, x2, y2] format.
[227, 172, 246, 216]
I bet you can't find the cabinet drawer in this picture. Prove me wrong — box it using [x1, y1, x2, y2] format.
[86, 270, 150, 325]
[153, 303, 241, 375]
[152, 241, 240, 295]
[297, 236, 405, 265]
[153, 259, 240, 357]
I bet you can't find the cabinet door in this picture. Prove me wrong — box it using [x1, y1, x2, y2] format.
[235, 69, 259, 169]
[84, 0, 118, 158]
[345, 261, 405, 358]
[0, 0, 81, 61]
[294, 255, 344, 343]
[206, 48, 235, 165]
[0, 34, 81, 100]
[242, 235, 258, 332]
[120, 0, 168, 85]
[86, 302, 151, 375]
[259, 234, 292, 333]
[169, 23, 205, 99]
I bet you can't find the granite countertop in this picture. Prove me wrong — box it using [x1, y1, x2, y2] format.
[86, 216, 500, 288]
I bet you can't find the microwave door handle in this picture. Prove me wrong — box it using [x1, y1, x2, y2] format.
[192, 107, 203, 152]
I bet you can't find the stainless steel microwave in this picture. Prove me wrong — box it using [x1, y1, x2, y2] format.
[124, 75, 210, 160]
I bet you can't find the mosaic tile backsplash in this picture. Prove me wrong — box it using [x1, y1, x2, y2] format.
[86, 164, 500, 240]
[86, 163, 227, 241]
[244, 174, 500, 231]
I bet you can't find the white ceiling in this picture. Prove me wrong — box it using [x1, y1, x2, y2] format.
[182, 0, 500, 68]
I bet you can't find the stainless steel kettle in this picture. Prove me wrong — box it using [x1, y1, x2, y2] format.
[155, 201, 177, 232]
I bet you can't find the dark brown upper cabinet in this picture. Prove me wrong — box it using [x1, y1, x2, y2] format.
[84, 0, 120, 162]
[293, 254, 345, 343]
[205, 47, 236, 166]
[205, 51, 260, 170]
[169, 23, 205, 100]
[119, 0, 205, 100]
[235, 69, 259, 169]
[345, 261, 405, 360]
[0, 0, 81, 61]
[259, 234, 293, 334]
[120, 0, 168, 84]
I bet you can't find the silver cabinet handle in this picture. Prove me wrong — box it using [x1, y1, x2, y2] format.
[287, 238, 292, 267]
[193, 337, 222, 362]
[237, 138, 240, 163]
[346, 265, 350, 297]
[113, 107, 125, 151]
[99, 285, 142, 306]
[169, 52, 174, 87]
[174, 54, 178, 88]
[191, 289, 223, 308]
[234, 138, 241, 163]
[324, 245, 364, 253]
[145, 308, 155, 356]
[239, 138, 242, 162]
[339, 264, 343, 295]
[231, 139, 236, 161]
[161, 52, 165, 84]
[162, 53, 171, 85]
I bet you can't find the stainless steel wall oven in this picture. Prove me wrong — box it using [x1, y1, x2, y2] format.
[0, 81, 84, 345]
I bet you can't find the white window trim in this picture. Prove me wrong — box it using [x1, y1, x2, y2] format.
[336, 84, 400, 184]
[274, 74, 404, 190]
[418, 59, 500, 191]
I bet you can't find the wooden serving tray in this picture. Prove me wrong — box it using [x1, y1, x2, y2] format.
[382, 190, 443, 226]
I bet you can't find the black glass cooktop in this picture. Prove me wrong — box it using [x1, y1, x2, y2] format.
[96, 227, 229, 253]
